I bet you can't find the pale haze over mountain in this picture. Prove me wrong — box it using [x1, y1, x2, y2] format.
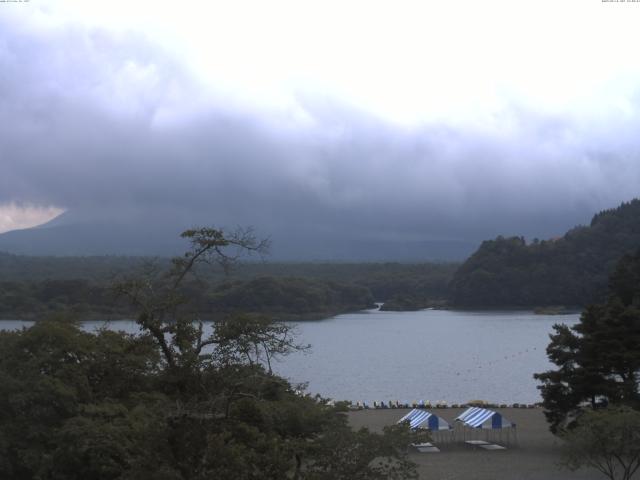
[1, 1, 640, 260]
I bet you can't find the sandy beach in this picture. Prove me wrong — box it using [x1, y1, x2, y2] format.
[349, 407, 603, 480]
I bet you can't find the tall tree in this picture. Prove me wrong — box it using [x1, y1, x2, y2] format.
[561, 406, 640, 480]
[0, 227, 424, 479]
[534, 249, 640, 433]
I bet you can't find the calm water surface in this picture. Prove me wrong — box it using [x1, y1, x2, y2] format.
[275, 308, 579, 404]
[1, 309, 578, 404]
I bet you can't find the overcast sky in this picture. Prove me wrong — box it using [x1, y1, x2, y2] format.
[2, 0, 640, 251]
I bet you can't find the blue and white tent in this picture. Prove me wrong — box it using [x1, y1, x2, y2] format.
[456, 407, 515, 430]
[397, 409, 452, 431]
[455, 407, 517, 446]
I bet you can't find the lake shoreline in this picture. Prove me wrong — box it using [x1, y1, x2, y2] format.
[0, 304, 583, 322]
[1, 310, 580, 405]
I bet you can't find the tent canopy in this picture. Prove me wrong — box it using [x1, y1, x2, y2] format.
[456, 407, 515, 429]
[397, 409, 452, 431]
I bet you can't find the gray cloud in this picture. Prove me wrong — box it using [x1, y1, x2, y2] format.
[2, 14, 640, 259]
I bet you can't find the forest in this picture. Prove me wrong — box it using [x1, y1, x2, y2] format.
[3, 199, 640, 318]
[0, 254, 456, 320]
[0, 228, 423, 479]
[450, 199, 640, 308]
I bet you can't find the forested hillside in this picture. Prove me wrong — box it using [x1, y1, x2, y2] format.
[450, 199, 640, 307]
[0, 256, 456, 319]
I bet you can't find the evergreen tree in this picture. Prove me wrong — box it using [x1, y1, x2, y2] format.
[534, 249, 640, 432]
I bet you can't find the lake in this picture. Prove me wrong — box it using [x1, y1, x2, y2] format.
[0, 308, 578, 404]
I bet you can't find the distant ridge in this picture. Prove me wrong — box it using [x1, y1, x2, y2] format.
[449, 199, 640, 307]
[0, 208, 197, 256]
[0, 210, 476, 261]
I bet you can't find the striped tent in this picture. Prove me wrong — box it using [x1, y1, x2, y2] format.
[397, 409, 452, 431]
[456, 407, 515, 429]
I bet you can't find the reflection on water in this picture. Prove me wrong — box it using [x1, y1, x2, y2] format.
[1, 309, 578, 404]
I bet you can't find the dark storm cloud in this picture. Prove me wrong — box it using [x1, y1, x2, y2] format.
[2, 13, 640, 255]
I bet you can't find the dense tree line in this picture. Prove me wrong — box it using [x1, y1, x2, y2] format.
[450, 199, 640, 307]
[0, 228, 422, 479]
[0, 276, 374, 321]
[0, 279, 130, 319]
[0, 254, 457, 318]
[208, 277, 374, 319]
[0, 252, 457, 299]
